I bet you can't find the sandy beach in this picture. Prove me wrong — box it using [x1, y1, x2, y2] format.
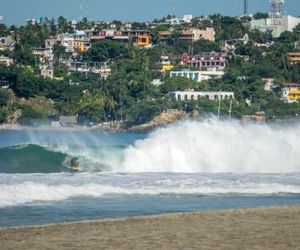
[0, 206, 300, 250]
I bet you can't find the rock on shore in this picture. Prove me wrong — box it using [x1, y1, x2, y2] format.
[128, 109, 188, 132]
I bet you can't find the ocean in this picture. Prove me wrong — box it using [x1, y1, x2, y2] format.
[1, 119, 300, 227]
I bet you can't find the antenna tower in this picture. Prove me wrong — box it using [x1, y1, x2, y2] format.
[269, 0, 285, 18]
[171, 1, 176, 17]
[244, 0, 248, 16]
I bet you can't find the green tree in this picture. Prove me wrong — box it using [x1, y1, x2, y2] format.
[57, 16, 70, 33]
[83, 39, 130, 62]
[253, 12, 269, 20]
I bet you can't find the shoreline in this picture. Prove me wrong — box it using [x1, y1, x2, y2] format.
[1, 205, 300, 249]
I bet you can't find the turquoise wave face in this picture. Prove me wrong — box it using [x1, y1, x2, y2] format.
[0, 145, 67, 173]
[0, 144, 127, 173]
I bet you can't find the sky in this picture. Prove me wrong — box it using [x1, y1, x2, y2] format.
[1, 0, 299, 25]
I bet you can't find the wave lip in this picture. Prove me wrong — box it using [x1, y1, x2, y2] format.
[121, 120, 300, 173]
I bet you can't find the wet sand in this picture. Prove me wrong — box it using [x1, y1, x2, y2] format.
[1, 206, 300, 250]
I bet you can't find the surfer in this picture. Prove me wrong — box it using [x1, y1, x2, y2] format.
[70, 158, 80, 171]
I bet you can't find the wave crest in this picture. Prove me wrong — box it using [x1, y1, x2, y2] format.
[121, 120, 300, 173]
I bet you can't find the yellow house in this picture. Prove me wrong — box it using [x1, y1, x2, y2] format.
[159, 56, 173, 72]
[283, 87, 300, 103]
[161, 64, 174, 72]
[74, 40, 91, 53]
[288, 88, 300, 102]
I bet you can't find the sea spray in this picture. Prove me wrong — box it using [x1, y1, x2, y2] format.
[2, 120, 300, 173]
[120, 119, 300, 173]
[25, 129, 128, 171]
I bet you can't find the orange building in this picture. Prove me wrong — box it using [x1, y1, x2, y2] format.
[135, 32, 151, 47]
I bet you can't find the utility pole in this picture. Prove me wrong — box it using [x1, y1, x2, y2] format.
[217, 91, 222, 119]
[229, 99, 233, 120]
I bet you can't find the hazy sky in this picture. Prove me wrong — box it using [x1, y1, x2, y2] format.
[1, 0, 299, 25]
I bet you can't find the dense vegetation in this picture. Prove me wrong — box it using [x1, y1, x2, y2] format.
[0, 15, 300, 126]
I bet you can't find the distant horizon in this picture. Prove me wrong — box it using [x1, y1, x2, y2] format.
[0, 0, 299, 26]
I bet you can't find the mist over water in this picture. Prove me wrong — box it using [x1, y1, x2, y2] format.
[121, 119, 300, 173]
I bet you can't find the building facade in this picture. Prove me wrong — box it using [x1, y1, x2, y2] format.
[40, 65, 54, 79]
[170, 69, 224, 82]
[250, 15, 300, 38]
[159, 28, 215, 43]
[159, 56, 174, 72]
[0, 56, 14, 66]
[0, 36, 16, 51]
[170, 90, 234, 101]
[282, 86, 300, 103]
[60, 35, 75, 53]
[182, 53, 227, 70]
[288, 52, 300, 65]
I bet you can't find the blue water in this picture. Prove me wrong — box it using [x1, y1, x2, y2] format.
[0, 125, 300, 227]
[1, 194, 300, 227]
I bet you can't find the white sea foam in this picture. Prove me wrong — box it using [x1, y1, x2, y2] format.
[120, 120, 300, 173]
[1, 173, 300, 207]
[18, 119, 300, 173]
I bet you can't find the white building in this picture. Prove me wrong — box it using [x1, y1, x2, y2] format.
[182, 15, 193, 23]
[71, 20, 77, 30]
[59, 35, 75, 53]
[92, 64, 112, 80]
[151, 79, 163, 86]
[251, 15, 300, 38]
[165, 18, 181, 26]
[40, 65, 54, 79]
[72, 30, 86, 40]
[0, 56, 13, 66]
[45, 38, 57, 49]
[0, 36, 16, 51]
[262, 78, 275, 91]
[170, 90, 234, 101]
[295, 41, 300, 50]
[170, 69, 224, 82]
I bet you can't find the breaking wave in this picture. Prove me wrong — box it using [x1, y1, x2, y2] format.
[1, 119, 300, 173]
[121, 120, 300, 173]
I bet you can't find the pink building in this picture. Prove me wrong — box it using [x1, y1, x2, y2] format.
[182, 52, 226, 70]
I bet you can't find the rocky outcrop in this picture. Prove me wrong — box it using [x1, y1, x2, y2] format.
[128, 109, 188, 132]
